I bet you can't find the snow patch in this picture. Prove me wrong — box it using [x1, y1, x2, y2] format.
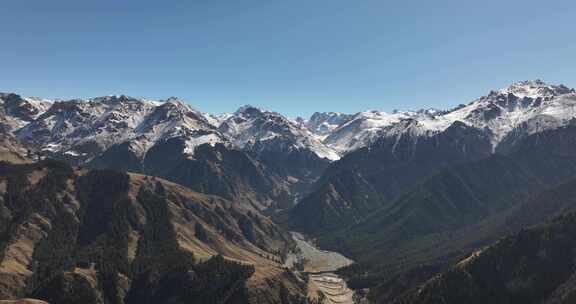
[182, 133, 224, 156]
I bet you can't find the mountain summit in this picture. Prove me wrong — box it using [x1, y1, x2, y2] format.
[298, 80, 576, 153]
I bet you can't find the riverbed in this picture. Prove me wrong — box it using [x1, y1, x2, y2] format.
[285, 232, 356, 304]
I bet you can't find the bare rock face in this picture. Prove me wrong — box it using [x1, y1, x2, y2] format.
[0, 93, 50, 125]
[305, 112, 354, 137]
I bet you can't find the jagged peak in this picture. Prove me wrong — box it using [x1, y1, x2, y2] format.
[155, 97, 205, 116]
[295, 116, 306, 123]
[382, 118, 428, 136]
[498, 79, 574, 99]
[162, 96, 190, 107]
[164, 96, 184, 103]
[92, 94, 139, 103]
[416, 108, 443, 116]
[235, 104, 263, 115]
[309, 111, 349, 119]
[232, 105, 296, 128]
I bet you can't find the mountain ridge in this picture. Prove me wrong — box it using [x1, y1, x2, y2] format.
[4, 79, 576, 158]
[3, 80, 576, 303]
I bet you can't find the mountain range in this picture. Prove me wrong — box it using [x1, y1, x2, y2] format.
[4, 80, 575, 175]
[3, 80, 576, 303]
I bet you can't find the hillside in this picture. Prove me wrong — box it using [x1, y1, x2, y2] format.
[289, 121, 492, 234]
[397, 211, 576, 304]
[288, 124, 576, 301]
[0, 160, 307, 304]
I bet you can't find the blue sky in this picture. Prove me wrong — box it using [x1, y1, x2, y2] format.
[1, 0, 575, 117]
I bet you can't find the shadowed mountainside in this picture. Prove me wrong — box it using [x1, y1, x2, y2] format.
[288, 125, 576, 302]
[397, 211, 576, 304]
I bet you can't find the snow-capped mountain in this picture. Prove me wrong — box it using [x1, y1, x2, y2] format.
[320, 110, 432, 153]
[203, 112, 232, 128]
[0, 95, 300, 212]
[395, 80, 576, 148]
[0, 93, 52, 130]
[15, 95, 226, 162]
[289, 80, 576, 247]
[219, 105, 339, 161]
[305, 80, 576, 154]
[305, 112, 354, 139]
[218, 105, 341, 194]
[2, 79, 576, 165]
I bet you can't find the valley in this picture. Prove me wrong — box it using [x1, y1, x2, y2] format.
[4, 0, 576, 301]
[286, 232, 356, 304]
[2, 80, 576, 303]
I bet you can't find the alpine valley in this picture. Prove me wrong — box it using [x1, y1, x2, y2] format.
[4, 80, 576, 304]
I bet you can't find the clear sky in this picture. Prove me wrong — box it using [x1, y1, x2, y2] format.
[1, 0, 575, 117]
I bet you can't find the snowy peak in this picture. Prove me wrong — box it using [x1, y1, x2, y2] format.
[204, 112, 232, 128]
[141, 98, 213, 131]
[323, 110, 426, 153]
[234, 104, 262, 116]
[2, 79, 576, 161]
[92, 94, 147, 105]
[379, 117, 435, 138]
[220, 105, 339, 161]
[306, 112, 354, 137]
[223, 105, 296, 140]
[0, 93, 51, 125]
[415, 108, 444, 116]
[498, 79, 574, 99]
[10, 94, 227, 162]
[431, 80, 576, 146]
[316, 80, 576, 153]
